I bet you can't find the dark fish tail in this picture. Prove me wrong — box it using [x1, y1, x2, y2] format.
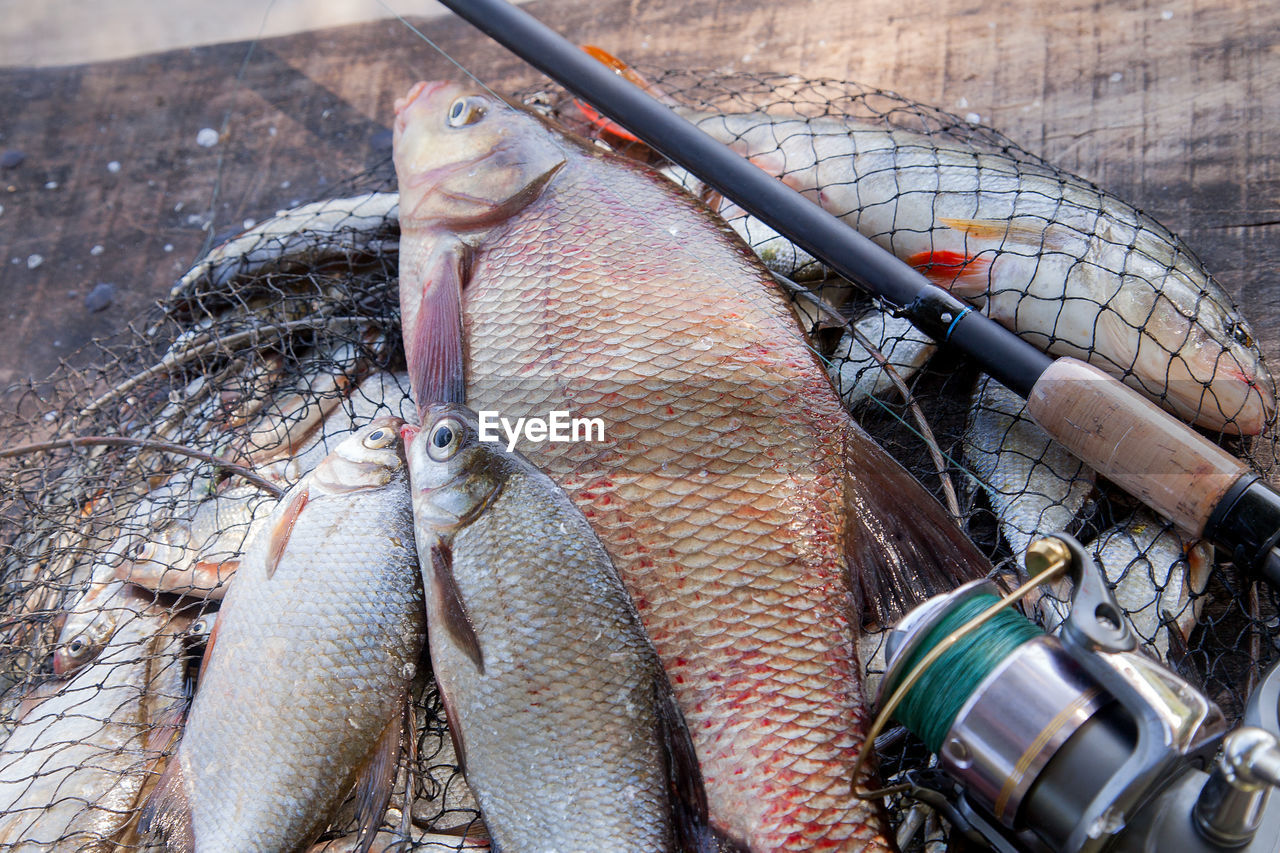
[842, 421, 992, 627]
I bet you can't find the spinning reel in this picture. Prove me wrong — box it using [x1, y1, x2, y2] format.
[874, 535, 1280, 853]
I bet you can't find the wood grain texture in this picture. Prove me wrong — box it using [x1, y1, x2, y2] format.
[1, 0, 1278, 389]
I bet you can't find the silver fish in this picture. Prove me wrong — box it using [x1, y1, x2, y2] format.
[0, 590, 188, 850]
[962, 375, 1096, 558]
[578, 54, 1275, 434]
[1037, 510, 1213, 661]
[404, 405, 710, 852]
[140, 418, 424, 853]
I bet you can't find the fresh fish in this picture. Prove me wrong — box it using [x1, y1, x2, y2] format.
[170, 192, 399, 299]
[830, 306, 937, 407]
[52, 473, 264, 676]
[231, 334, 387, 469]
[0, 589, 189, 850]
[578, 52, 1275, 434]
[51, 569, 132, 678]
[1037, 509, 1213, 661]
[404, 405, 710, 852]
[962, 375, 1096, 558]
[140, 418, 424, 853]
[394, 80, 992, 851]
[113, 484, 275, 600]
[269, 371, 417, 484]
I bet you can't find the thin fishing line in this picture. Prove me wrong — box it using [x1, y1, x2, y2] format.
[197, 0, 278, 261]
[806, 338, 979, 480]
[377, 0, 511, 105]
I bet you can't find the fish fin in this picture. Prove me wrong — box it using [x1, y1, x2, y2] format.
[407, 241, 468, 414]
[575, 46, 678, 143]
[842, 422, 992, 626]
[437, 678, 468, 774]
[430, 542, 485, 673]
[195, 609, 223, 685]
[191, 559, 238, 596]
[651, 677, 717, 853]
[904, 250, 991, 297]
[938, 216, 1073, 252]
[145, 698, 188, 757]
[137, 754, 195, 852]
[351, 701, 407, 853]
[267, 488, 309, 579]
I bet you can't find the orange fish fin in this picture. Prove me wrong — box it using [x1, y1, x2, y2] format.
[938, 216, 1073, 252]
[195, 610, 223, 685]
[407, 242, 467, 415]
[191, 559, 238, 596]
[430, 542, 484, 673]
[574, 45, 678, 144]
[842, 422, 992, 627]
[351, 701, 407, 853]
[137, 753, 195, 853]
[266, 488, 309, 579]
[904, 250, 991, 297]
[651, 677, 720, 853]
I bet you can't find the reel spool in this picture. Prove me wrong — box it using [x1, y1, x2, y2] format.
[876, 534, 1280, 853]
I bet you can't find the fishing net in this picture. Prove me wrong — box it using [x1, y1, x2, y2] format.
[1, 66, 1277, 851]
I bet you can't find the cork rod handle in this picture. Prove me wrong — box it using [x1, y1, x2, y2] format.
[1025, 357, 1248, 535]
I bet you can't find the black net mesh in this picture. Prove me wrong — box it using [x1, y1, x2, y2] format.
[1, 67, 1277, 850]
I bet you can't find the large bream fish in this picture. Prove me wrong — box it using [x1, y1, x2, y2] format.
[404, 404, 710, 852]
[394, 80, 992, 851]
[140, 418, 424, 853]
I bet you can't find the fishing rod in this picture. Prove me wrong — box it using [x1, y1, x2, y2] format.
[437, 0, 1280, 593]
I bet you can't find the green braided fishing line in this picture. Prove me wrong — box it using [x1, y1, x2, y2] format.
[893, 594, 1043, 752]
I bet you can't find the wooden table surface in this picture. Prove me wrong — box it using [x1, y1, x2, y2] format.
[2, 0, 1277, 390]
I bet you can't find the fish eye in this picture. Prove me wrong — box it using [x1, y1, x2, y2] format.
[130, 541, 155, 561]
[363, 427, 396, 449]
[447, 97, 485, 128]
[427, 418, 464, 462]
[1228, 321, 1254, 348]
[67, 636, 88, 657]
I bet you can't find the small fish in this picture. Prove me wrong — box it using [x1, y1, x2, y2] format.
[577, 51, 1275, 434]
[113, 483, 275, 600]
[830, 307, 937, 407]
[404, 405, 711, 852]
[0, 589, 189, 850]
[170, 192, 400, 299]
[962, 375, 1097, 558]
[1036, 509, 1213, 661]
[140, 418, 425, 853]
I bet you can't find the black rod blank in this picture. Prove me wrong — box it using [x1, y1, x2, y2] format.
[434, 0, 1053, 398]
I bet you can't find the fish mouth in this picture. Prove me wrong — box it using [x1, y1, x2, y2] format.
[1163, 361, 1277, 435]
[394, 81, 449, 117]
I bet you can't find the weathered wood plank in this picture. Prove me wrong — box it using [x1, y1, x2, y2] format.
[1, 0, 1278, 388]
